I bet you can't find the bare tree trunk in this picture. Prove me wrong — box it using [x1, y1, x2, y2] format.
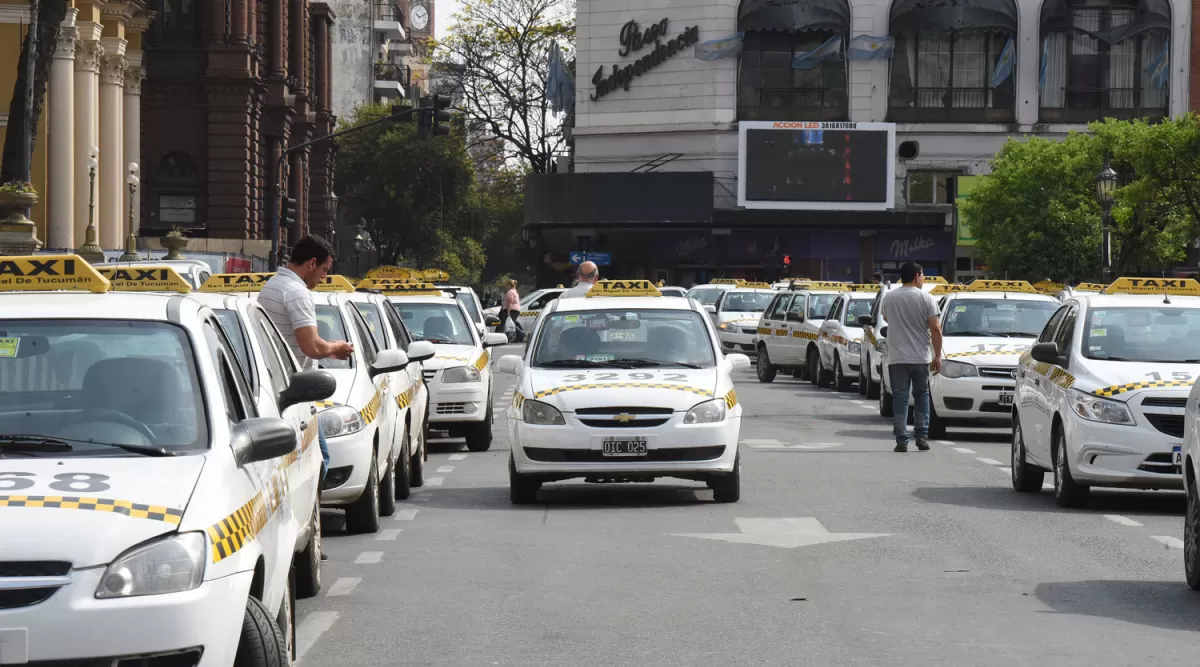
[1, 0, 69, 185]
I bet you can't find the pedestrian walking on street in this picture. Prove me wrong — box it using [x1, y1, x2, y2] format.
[879, 261, 943, 452]
[498, 279, 523, 340]
[872, 271, 884, 285]
[560, 260, 599, 298]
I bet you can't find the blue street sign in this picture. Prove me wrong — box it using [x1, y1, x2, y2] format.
[569, 251, 611, 266]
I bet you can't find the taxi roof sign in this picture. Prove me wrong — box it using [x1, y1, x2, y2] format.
[418, 268, 451, 283]
[708, 279, 745, 285]
[924, 276, 949, 285]
[931, 284, 967, 295]
[200, 272, 274, 292]
[364, 279, 444, 296]
[0, 254, 110, 293]
[1103, 277, 1200, 296]
[741, 281, 773, 289]
[98, 265, 192, 293]
[1033, 280, 1066, 295]
[1073, 282, 1107, 292]
[795, 280, 848, 292]
[314, 275, 356, 293]
[364, 265, 420, 281]
[846, 284, 881, 292]
[966, 279, 1038, 293]
[586, 280, 662, 297]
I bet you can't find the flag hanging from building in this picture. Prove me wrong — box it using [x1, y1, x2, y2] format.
[694, 32, 744, 61]
[846, 35, 894, 61]
[546, 41, 575, 114]
[990, 37, 1015, 87]
[1146, 39, 1169, 88]
[1038, 40, 1049, 90]
[793, 35, 843, 69]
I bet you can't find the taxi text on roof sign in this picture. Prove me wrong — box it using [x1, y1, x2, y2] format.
[0, 254, 109, 293]
[364, 279, 443, 296]
[924, 276, 949, 285]
[1103, 277, 1200, 295]
[846, 283, 881, 292]
[1074, 282, 1108, 292]
[314, 275, 356, 293]
[365, 265, 420, 281]
[419, 268, 451, 283]
[799, 281, 848, 291]
[200, 272, 273, 292]
[1033, 280, 1066, 295]
[97, 265, 192, 293]
[931, 284, 968, 295]
[586, 280, 663, 297]
[741, 281, 772, 289]
[966, 279, 1038, 293]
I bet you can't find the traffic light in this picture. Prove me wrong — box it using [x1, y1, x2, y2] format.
[283, 197, 297, 229]
[431, 94, 451, 136]
[783, 255, 791, 266]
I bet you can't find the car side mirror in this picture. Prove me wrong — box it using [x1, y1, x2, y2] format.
[879, 326, 888, 338]
[786, 312, 804, 323]
[724, 353, 751, 371]
[857, 315, 874, 327]
[1031, 341, 1065, 366]
[232, 417, 297, 467]
[369, 348, 410, 377]
[483, 332, 508, 348]
[407, 340, 436, 363]
[485, 314, 501, 327]
[497, 355, 524, 375]
[704, 305, 716, 314]
[277, 370, 337, 412]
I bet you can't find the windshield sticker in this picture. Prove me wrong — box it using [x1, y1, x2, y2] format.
[996, 304, 1017, 310]
[534, 382, 713, 399]
[563, 315, 580, 323]
[1090, 328, 1106, 337]
[582, 354, 615, 362]
[954, 306, 966, 313]
[607, 331, 634, 341]
[0, 337, 18, 358]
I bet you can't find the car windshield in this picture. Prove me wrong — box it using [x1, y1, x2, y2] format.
[456, 291, 482, 321]
[0, 320, 207, 455]
[943, 299, 1057, 337]
[1083, 306, 1200, 362]
[661, 288, 686, 298]
[213, 308, 251, 377]
[393, 302, 475, 346]
[531, 309, 717, 368]
[846, 298, 874, 322]
[315, 305, 352, 369]
[808, 294, 839, 319]
[687, 288, 724, 306]
[720, 291, 773, 313]
[352, 302, 388, 350]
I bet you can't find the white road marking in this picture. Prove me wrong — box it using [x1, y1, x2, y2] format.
[976, 457, 1003, 466]
[999, 467, 1012, 474]
[355, 551, 383, 564]
[495, 403, 507, 409]
[1043, 482, 1055, 490]
[1150, 535, 1185, 549]
[851, 401, 868, 406]
[953, 447, 977, 454]
[294, 611, 339, 664]
[858, 405, 875, 410]
[393, 508, 419, 520]
[742, 438, 786, 447]
[411, 495, 430, 502]
[744, 440, 843, 450]
[1103, 515, 1143, 527]
[376, 529, 403, 541]
[672, 517, 893, 549]
[449, 453, 468, 461]
[425, 476, 445, 486]
[325, 577, 360, 597]
[437, 466, 454, 473]
[936, 440, 956, 446]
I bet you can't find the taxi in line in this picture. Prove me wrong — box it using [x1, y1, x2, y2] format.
[815, 284, 879, 391]
[753, 281, 845, 383]
[709, 282, 775, 355]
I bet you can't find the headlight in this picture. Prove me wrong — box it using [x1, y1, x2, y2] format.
[848, 342, 861, 355]
[96, 532, 206, 599]
[1069, 389, 1135, 425]
[684, 399, 726, 424]
[522, 399, 565, 425]
[319, 405, 365, 438]
[717, 322, 730, 331]
[940, 360, 978, 379]
[442, 366, 481, 383]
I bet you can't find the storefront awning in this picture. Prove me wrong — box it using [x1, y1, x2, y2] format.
[737, 0, 851, 33]
[1040, 0, 1170, 43]
[889, 0, 1018, 33]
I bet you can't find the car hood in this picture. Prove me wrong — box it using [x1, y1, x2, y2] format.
[0, 456, 206, 567]
[527, 368, 720, 412]
[425, 344, 484, 370]
[943, 336, 1036, 366]
[717, 312, 765, 328]
[314, 367, 358, 407]
[1056, 359, 1200, 402]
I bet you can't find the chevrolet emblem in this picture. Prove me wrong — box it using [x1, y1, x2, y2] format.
[613, 413, 636, 423]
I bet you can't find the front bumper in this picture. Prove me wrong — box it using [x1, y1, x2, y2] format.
[321, 425, 377, 504]
[931, 373, 1015, 425]
[510, 413, 741, 478]
[0, 568, 252, 666]
[427, 378, 489, 424]
[1063, 412, 1183, 489]
[717, 329, 758, 354]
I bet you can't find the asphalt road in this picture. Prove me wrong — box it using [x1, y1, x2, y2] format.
[295, 344, 1199, 666]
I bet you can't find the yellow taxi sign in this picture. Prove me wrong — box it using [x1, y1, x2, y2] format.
[742, 282, 772, 289]
[556, 284, 565, 288]
[966, 279, 1038, 293]
[97, 265, 192, 293]
[365, 265, 420, 281]
[313, 275, 356, 293]
[846, 283, 881, 292]
[0, 254, 110, 293]
[708, 279, 745, 285]
[586, 280, 662, 297]
[1103, 277, 1200, 296]
[364, 279, 444, 296]
[931, 284, 968, 295]
[924, 276, 949, 285]
[419, 268, 450, 283]
[200, 272, 274, 292]
[801, 281, 848, 292]
[1073, 282, 1107, 293]
[1032, 280, 1065, 295]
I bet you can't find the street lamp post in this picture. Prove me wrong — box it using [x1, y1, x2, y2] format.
[76, 145, 104, 263]
[1094, 162, 1119, 282]
[119, 162, 140, 261]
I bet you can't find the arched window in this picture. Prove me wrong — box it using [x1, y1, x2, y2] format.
[736, 0, 851, 121]
[1039, 0, 1170, 122]
[888, 0, 1018, 122]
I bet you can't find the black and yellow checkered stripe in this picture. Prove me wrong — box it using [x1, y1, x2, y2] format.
[791, 330, 819, 341]
[723, 388, 738, 409]
[774, 328, 789, 337]
[946, 349, 1027, 359]
[436, 354, 471, 363]
[520, 311, 540, 317]
[1093, 379, 1195, 397]
[473, 350, 490, 371]
[820, 333, 859, 347]
[1022, 354, 1077, 389]
[281, 417, 318, 468]
[757, 326, 772, 335]
[208, 492, 270, 563]
[722, 318, 760, 327]
[0, 495, 183, 525]
[396, 384, 417, 409]
[359, 390, 383, 425]
[315, 399, 336, 408]
[534, 383, 714, 399]
[512, 393, 526, 410]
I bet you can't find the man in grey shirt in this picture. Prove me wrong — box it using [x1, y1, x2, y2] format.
[879, 262, 943, 452]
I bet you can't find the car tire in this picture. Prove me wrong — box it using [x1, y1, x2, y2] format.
[857, 363, 868, 396]
[756, 346, 776, 383]
[866, 357, 881, 399]
[834, 355, 852, 392]
[276, 568, 296, 662]
[466, 401, 494, 452]
[378, 456, 396, 518]
[395, 428, 412, 500]
[410, 428, 426, 488]
[345, 455, 381, 534]
[879, 378, 894, 418]
[509, 455, 540, 504]
[233, 594, 288, 667]
[294, 497, 322, 599]
[808, 348, 820, 386]
[711, 453, 741, 503]
[1053, 428, 1089, 508]
[928, 405, 947, 439]
[1010, 415, 1045, 493]
[1186, 473, 1200, 590]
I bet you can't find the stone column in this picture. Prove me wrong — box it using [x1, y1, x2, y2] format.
[123, 54, 144, 242]
[99, 46, 127, 249]
[73, 37, 103, 246]
[48, 10, 79, 249]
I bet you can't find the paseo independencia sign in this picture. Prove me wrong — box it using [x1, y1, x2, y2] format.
[591, 17, 700, 101]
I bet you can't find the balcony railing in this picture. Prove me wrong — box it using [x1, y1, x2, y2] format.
[374, 63, 411, 86]
[738, 87, 848, 122]
[889, 87, 1015, 123]
[1040, 87, 1168, 123]
[374, 2, 402, 23]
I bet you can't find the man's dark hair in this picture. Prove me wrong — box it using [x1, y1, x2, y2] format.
[899, 262, 923, 284]
[288, 235, 334, 266]
[872, 271, 884, 283]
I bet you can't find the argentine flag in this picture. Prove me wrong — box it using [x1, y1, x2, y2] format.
[695, 32, 744, 61]
[847, 35, 894, 61]
[793, 35, 843, 69]
[990, 38, 1015, 87]
[1146, 39, 1169, 89]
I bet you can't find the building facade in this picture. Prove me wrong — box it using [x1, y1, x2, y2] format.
[525, 0, 1191, 286]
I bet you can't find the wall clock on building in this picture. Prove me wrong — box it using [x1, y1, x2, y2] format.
[411, 1, 429, 31]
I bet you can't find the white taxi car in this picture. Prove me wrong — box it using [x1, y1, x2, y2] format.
[859, 282, 945, 411]
[379, 281, 508, 451]
[0, 255, 337, 665]
[711, 283, 775, 356]
[102, 257, 215, 289]
[497, 280, 750, 504]
[928, 280, 1059, 438]
[754, 282, 845, 383]
[816, 286, 878, 391]
[1012, 277, 1200, 508]
[687, 279, 743, 315]
[1184, 352, 1200, 588]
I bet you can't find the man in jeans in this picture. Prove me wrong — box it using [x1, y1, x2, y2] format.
[879, 262, 943, 452]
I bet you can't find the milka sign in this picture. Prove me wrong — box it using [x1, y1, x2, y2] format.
[888, 236, 936, 259]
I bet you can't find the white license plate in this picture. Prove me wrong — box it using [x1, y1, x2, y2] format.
[1174, 445, 1182, 467]
[999, 393, 1014, 406]
[602, 438, 647, 457]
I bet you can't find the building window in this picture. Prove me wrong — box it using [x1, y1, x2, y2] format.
[147, 0, 204, 48]
[908, 172, 954, 205]
[887, 0, 1018, 122]
[1039, 0, 1169, 122]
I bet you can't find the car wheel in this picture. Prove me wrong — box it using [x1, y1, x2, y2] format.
[1186, 473, 1200, 590]
[410, 427, 426, 488]
[232, 595, 288, 667]
[345, 454, 381, 534]
[879, 378, 894, 418]
[834, 355, 852, 392]
[466, 400, 494, 452]
[276, 568, 296, 662]
[509, 455, 540, 504]
[808, 348, 820, 386]
[711, 453, 741, 503]
[294, 496, 322, 598]
[857, 362, 868, 396]
[928, 405, 947, 439]
[378, 455, 396, 518]
[1010, 415, 1045, 493]
[394, 428, 412, 500]
[866, 357, 881, 399]
[1053, 427, 1089, 508]
[756, 346, 776, 383]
